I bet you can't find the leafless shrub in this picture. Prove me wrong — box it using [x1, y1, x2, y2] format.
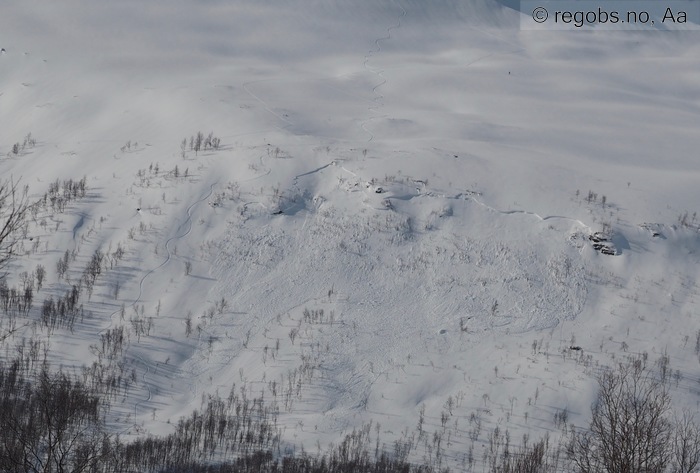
[0, 178, 30, 270]
[569, 361, 672, 473]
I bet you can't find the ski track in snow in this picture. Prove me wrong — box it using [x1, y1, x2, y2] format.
[242, 79, 294, 132]
[360, 3, 406, 142]
[460, 192, 592, 233]
[97, 181, 218, 423]
[134, 181, 220, 412]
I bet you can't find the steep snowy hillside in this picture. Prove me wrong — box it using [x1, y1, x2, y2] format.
[1, 0, 700, 470]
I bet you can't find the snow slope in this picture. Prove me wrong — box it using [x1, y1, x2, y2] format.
[2, 0, 700, 469]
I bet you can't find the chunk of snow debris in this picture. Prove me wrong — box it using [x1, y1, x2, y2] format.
[639, 223, 665, 238]
[588, 232, 609, 243]
[589, 231, 616, 255]
[592, 242, 616, 255]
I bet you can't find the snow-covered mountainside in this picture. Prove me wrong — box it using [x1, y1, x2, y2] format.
[1, 0, 699, 470]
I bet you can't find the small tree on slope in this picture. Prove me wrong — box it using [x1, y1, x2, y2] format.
[568, 360, 700, 473]
[0, 178, 30, 272]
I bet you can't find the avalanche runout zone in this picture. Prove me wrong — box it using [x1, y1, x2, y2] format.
[196, 166, 590, 441]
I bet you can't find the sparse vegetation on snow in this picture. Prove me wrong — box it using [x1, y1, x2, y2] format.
[1, 1, 699, 471]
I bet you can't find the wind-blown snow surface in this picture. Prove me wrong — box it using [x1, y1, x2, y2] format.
[2, 0, 700, 469]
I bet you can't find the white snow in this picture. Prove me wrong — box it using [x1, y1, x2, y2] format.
[1, 0, 700, 469]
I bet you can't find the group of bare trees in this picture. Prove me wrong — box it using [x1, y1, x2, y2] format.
[0, 279, 33, 318]
[180, 131, 221, 158]
[41, 176, 88, 213]
[569, 361, 700, 473]
[480, 358, 700, 473]
[8, 132, 36, 156]
[0, 358, 107, 473]
[0, 178, 29, 272]
[4, 351, 698, 473]
[1, 175, 88, 275]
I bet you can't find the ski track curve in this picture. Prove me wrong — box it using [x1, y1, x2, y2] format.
[97, 180, 218, 427]
[132, 181, 219, 415]
[242, 78, 294, 132]
[360, 3, 406, 142]
[460, 192, 592, 232]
